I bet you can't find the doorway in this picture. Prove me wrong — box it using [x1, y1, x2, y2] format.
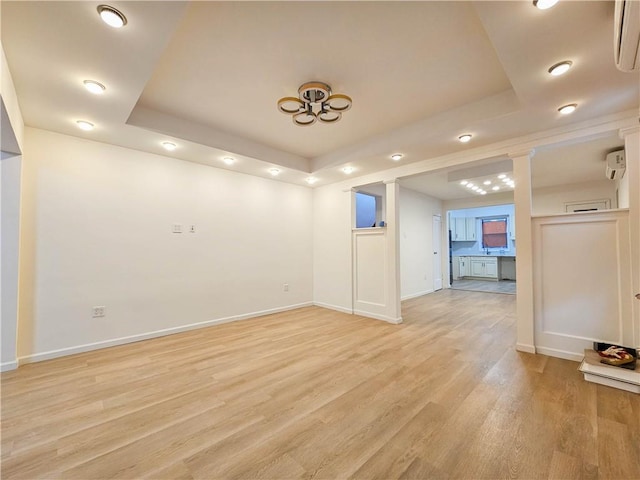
[432, 215, 443, 291]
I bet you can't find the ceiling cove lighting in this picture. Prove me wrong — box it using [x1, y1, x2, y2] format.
[83, 80, 106, 94]
[342, 166, 354, 174]
[391, 153, 403, 161]
[458, 134, 472, 143]
[558, 103, 577, 115]
[269, 168, 281, 176]
[548, 61, 573, 76]
[278, 82, 352, 126]
[533, 0, 559, 10]
[222, 157, 235, 165]
[161, 141, 177, 151]
[97, 5, 127, 28]
[76, 120, 94, 131]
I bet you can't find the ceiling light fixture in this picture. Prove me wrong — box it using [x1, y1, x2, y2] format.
[306, 177, 318, 185]
[466, 183, 474, 189]
[548, 61, 573, 76]
[278, 82, 352, 126]
[460, 180, 468, 185]
[97, 5, 127, 28]
[391, 153, 403, 161]
[533, 0, 559, 10]
[161, 141, 177, 151]
[269, 168, 281, 176]
[83, 80, 106, 94]
[483, 180, 491, 185]
[498, 174, 507, 179]
[480, 191, 487, 195]
[342, 166, 354, 174]
[222, 157, 235, 165]
[76, 120, 94, 131]
[558, 103, 577, 115]
[458, 134, 472, 143]
[492, 186, 500, 191]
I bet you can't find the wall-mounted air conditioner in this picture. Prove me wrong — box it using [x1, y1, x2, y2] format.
[606, 150, 625, 180]
[614, 0, 640, 72]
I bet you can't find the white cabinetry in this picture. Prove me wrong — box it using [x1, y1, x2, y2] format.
[469, 257, 498, 279]
[451, 217, 476, 241]
[458, 256, 470, 277]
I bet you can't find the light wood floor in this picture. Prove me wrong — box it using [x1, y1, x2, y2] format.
[2, 289, 639, 479]
[451, 279, 517, 295]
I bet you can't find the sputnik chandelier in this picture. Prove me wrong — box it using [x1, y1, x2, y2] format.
[277, 82, 352, 126]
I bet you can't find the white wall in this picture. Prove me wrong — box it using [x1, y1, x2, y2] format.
[617, 170, 630, 209]
[312, 184, 353, 313]
[17, 128, 313, 362]
[532, 180, 617, 215]
[1, 155, 21, 370]
[399, 187, 442, 299]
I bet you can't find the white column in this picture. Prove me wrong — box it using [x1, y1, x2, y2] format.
[384, 179, 402, 323]
[511, 149, 536, 353]
[620, 126, 640, 348]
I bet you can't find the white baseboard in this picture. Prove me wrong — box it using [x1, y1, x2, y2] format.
[17, 302, 314, 366]
[1, 360, 18, 372]
[353, 309, 403, 324]
[312, 301, 353, 315]
[401, 289, 433, 301]
[535, 346, 583, 362]
[515, 343, 536, 354]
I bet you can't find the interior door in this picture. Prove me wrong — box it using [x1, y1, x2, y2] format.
[433, 215, 443, 291]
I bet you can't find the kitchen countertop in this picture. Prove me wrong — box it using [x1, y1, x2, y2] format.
[454, 254, 516, 258]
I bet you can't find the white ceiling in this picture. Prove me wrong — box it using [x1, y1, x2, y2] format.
[1, 1, 638, 191]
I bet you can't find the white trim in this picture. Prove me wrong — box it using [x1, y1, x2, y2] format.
[1, 360, 18, 372]
[535, 346, 584, 362]
[17, 302, 313, 365]
[401, 289, 434, 301]
[516, 343, 536, 354]
[313, 301, 353, 315]
[353, 309, 403, 324]
[581, 372, 640, 394]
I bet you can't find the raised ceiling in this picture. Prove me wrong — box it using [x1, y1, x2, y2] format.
[1, 1, 638, 189]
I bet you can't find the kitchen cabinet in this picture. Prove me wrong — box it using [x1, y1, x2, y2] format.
[469, 257, 498, 279]
[458, 256, 470, 277]
[451, 217, 477, 241]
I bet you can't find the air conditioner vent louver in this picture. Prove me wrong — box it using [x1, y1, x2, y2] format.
[614, 0, 640, 72]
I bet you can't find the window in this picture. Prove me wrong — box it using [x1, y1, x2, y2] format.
[482, 218, 507, 248]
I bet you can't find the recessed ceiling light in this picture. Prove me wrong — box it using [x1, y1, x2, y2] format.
[480, 191, 487, 195]
[76, 120, 94, 131]
[458, 134, 472, 143]
[492, 186, 500, 191]
[483, 180, 491, 185]
[466, 183, 474, 189]
[83, 80, 106, 94]
[460, 180, 468, 185]
[390, 153, 403, 161]
[161, 141, 177, 151]
[306, 177, 318, 185]
[98, 5, 127, 28]
[269, 168, 281, 176]
[533, 0, 559, 9]
[472, 186, 479, 191]
[548, 61, 573, 76]
[558, 103, 577, 115]
[498, 174, 507, 179]
[222, 157, 235, 165]
[342, 166, 354, 174]
[502, 178, 510, 183]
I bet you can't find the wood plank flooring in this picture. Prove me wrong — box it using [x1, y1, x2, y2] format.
[2, 289, 639, 479]
[451, 279, 517, 295]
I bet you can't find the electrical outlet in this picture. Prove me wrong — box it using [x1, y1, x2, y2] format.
[189, 224, 196, 233]
[172, 224, 183, 233]
[283, 283, 289, 292]
[92, 306, 106, 318]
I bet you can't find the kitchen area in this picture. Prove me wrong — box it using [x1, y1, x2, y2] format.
[449, 204, 516, 294]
